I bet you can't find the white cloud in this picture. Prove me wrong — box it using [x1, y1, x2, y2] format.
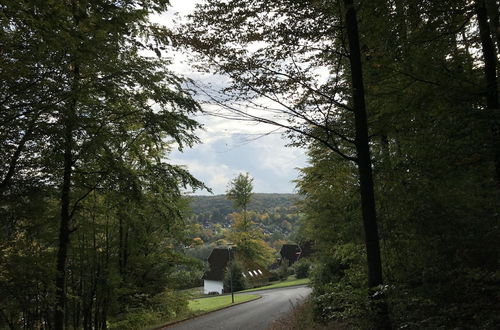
[170, 117, 307, 195]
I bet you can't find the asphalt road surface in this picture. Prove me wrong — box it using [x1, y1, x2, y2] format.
[164, 285, 312, 330]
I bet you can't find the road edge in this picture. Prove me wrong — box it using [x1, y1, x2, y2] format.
[154, 295, 262, 329]
[239, 281, 310, 293]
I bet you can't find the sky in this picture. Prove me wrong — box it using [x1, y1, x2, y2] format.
[158, 0, 308, 195]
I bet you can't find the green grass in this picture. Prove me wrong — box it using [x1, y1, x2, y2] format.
[188, 294, 260, 313]
[239, 278, 310, 293]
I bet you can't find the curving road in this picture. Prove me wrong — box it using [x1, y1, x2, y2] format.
[164, 285, 312, 330]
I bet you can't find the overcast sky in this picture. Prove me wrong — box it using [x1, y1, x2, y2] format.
[158, 0, 307, 195]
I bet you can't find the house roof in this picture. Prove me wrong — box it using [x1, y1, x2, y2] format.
[280, 242, 315, 266]
[203, 247, 272, 281]
[298, 241, 314, 259]
[280, 244, 302, 265]
[203, 248, 232, 281]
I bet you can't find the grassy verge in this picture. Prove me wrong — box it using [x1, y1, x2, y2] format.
[188, 294, 260, 313]
[239, 278, 310, 293]
[152, 294, 261, 329]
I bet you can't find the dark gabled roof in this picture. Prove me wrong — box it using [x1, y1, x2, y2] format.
[298, 241, 314, 259]
[280, 244, 301, 265]
[202, 248, 232, 281]
[240, 257, 273, 281]
[202, 247, 272, 281]
[280, 242, 315, 266]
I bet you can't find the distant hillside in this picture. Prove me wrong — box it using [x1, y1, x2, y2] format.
[184, 193, 304, 255]
[187, 193, 302, 217]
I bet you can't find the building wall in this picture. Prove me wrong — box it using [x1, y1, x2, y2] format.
[204, 279, 224, 294]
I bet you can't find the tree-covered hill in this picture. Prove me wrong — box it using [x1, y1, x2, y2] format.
[186, 193, 302, 224]
[184, 193, 303, 258]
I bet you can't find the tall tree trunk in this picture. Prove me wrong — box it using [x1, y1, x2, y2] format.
[343, 0, 384, 291]
[118, 214, 125, 275]
[476, 0, 500, 185]
[118, 209, 129, 277]
[343, 0, 390, 328]
[54, 113, 74, 330]
[486, 0, 500, 53]
[54, 63, 80, 330]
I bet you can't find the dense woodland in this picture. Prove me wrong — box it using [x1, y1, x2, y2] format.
[0, 1, 204, 329]
[1, 0, 500, 329]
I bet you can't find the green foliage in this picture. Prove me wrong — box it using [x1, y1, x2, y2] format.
[224, 212, 275, 266]
[223, 259, 248, 292]
[188, 193, 302, 216]
[386, 268, 500, 329]
[108, 289, 189, 330]
[226, 173, 254, 211]
[0, 0, 205, 328]
[294, 259, 311, 279]
[275, 260, 292, 281]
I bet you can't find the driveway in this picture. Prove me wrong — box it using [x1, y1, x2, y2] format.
[163, 285, 312, 330]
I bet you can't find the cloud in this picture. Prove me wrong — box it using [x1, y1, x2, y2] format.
[170, 114, 307, 195]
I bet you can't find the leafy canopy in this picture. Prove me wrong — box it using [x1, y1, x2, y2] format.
[226, 173, 254, 211]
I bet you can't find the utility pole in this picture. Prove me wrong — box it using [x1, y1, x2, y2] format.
[228, 244, 234, 304]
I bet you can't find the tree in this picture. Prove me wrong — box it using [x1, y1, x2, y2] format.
[224, 212, 274, 266]
[476, 0, 500, 185]
[293, 0, 500, 327]
[223, 259, 248, 292]
[225, 173, 273, 265]
[226, 173, 254, 213]
[1, 1, 204, 328]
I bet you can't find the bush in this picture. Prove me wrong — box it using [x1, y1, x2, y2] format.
[269, 271, 280, 282]
[223, 260, 248, 292]
[108, 289, 189, 329]
[293, 259, 311, 279]
[275, 260, 292, 281]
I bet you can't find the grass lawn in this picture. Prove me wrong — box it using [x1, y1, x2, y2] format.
[239, 277, 310, 293]
[188, 294, 260, 313]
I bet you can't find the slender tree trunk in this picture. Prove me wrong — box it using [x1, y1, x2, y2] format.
[118, 210, 129, 278]
[476, 0, 500, 185]
[54, 115, 74, 330]
[118, 214, 124, 275]
[343, 0, 390, 328]
[485, 0, 500, 53]
[54, 63, 80, 330]
[0, 111, 40, 197]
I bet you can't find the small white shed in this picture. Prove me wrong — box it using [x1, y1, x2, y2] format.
[203, 279, 224, 294]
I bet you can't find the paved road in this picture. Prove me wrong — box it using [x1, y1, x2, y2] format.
[164, 285, 312, 330]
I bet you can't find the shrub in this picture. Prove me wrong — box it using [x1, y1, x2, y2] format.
[223, 260, 248, 292]
[108, 289, 189, 329]
[294, 259, 311, 279]
[276, 260, 292, 280]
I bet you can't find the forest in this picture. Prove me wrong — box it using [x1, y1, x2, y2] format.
[1, 0, 500, 329]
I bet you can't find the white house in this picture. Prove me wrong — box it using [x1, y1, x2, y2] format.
[202, 247, 271, 294]
[202, 248, 230, 294]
